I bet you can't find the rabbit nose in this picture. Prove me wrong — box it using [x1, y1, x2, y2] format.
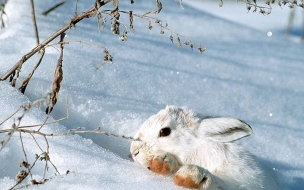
[129, 151, 139, 161]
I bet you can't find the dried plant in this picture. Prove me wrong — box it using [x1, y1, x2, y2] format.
[0, 95, 139, 189]
[1, 0, 206, 88]
[0, 0, 113, 82]
[4, 0, 304, 188]
[235, 0, 304, 15]
[45, 33, 65, 114]
[0, 0, 8, 29]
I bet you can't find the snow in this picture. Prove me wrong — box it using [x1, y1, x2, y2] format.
[0, 0, 304, 189]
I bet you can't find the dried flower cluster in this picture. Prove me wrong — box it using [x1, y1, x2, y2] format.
[234, 0, 304, 14]
[93, 0, 205, 53]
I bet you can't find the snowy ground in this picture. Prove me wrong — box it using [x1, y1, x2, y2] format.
[0, 0, 304, 189]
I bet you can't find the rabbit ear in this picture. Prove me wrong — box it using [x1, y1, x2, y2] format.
[200, 118, 253, 143]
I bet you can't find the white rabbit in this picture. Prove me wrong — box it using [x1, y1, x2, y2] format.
[130, 106, 281, 190]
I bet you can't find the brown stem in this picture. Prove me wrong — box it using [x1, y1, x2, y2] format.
[42, 0, 66, 16]
[30, 0, 40, 46]
[302, 9, 304, 43]
[0, 0, 112, 81]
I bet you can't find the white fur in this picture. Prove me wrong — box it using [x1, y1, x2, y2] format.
[130, 106, 281, 190]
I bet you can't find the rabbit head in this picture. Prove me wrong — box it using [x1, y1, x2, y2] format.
[130, 105, 253, 169]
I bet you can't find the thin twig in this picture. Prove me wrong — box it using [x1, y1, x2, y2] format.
[19, 49, 45, 94]
[0, 106, 22, 125]
[0, 128, 14, 152]
[19, 132, 33, 179]
[29, 133, 44, 152]
[75, 0, 78, 16]
[286, 8, 295, 38]
[42, 0, 67, 16]
[30, 0, 40, 46]
[301, 8, 304, 43]
[46, 40, 107, 49]
[0, 96, 69, 133]
[17, 127, 140, 141]
[43, 135, 60, 175]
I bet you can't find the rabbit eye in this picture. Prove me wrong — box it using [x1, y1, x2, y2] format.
[159, 127, 171, 137]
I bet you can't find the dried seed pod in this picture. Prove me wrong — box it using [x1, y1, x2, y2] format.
[119, 35, 128, 41]
[247, 5, 252, 11]
[170, 35, 174, 43]
[46, 33, 64, 114]
[190, 44, 194, 51]
[198, 46, 206, 53]
[148, 21, 152, 30]
[219, 0, 223, 7]
[19, 161, 30, 168]
[31, 180, 40, 185]
[129, 11, 134, 32]
[107, 55, 113, 63]
[15, 170, 28, 183]
[177, 36, 181, 44]
[111, 20, 120, 34]
[177, 43, 182, 48]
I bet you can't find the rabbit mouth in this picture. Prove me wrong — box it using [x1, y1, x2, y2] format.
[129, 150, 139, 161]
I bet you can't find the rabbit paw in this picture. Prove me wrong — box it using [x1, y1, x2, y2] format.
[148, 151, 179, 175]
[174, 165, 212, 189]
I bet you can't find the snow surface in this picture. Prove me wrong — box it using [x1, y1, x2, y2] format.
[0, 0, 304, 189]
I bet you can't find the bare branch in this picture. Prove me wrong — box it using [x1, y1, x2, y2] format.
[0, 0, 113, 82]
[0, 106, 22, 125]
